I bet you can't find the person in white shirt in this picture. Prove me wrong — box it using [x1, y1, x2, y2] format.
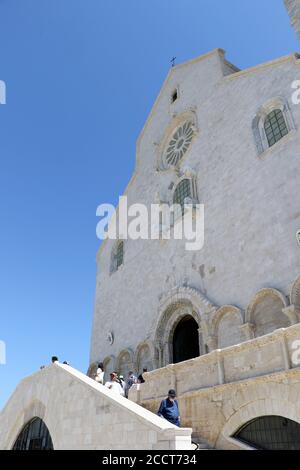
[105, 372, 125, 396]
[95, 362, 105, 385]
[118, 375, 126, 395]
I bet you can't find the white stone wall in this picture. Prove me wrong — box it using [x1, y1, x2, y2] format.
[285, 0, 300, 39]
[130, 324, 300, 449]
[0, 363, 191, 450]
[91, 49, 300, 372]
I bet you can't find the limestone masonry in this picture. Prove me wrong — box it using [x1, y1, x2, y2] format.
[0, 0, 300, 450]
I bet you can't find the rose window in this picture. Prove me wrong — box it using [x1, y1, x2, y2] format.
[164, 121, 194, 167]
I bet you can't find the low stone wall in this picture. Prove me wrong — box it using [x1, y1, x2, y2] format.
[130, 324, 300, 449]
[0, 363, 192, 450]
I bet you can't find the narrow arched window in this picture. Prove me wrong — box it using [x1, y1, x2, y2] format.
[173, 179, 192, 216]
[13, 417, 53, 450]
[264, 109, 288, 147]
[115, 241, 124, 269]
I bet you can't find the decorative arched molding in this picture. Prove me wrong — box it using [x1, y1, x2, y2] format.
[102, 355, 116, 382]
[246, 288, 289, 324]
[216, 398, 300, 450]
[252, 96, 296, 155]
[4, 399, 52, 450]
[158, 286, 217, 319]
[115, 348, 134, 375]
[87, 361, 98, 379]
[153, 286, 217, 366]
[245, 288, 291, 338]
[210, 305, 245, 349]
[291, 274, 300, 308]
[210, 305, 244, 336]
[134, 340, 156, 373]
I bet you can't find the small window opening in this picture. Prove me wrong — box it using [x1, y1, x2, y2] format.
[171, 89, 178, 103]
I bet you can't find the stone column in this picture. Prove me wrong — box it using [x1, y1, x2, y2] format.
[239, 322, 255, 340]
[216, 350, 225, 385]
[206, 335, 218, 352]
[197, 327, 203, 356]
[282, 305, 300, 325]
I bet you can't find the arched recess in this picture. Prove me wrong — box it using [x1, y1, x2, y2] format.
[134, 341, 155, 374]
[154, 286, 217, 367]
[217, 398, 300, 450]
[116, 349, 134, 377]
[12, 417, 53, 450]
[4, 399, 55, 451]
[102, 355, 116, 383]
[87, 362, 98, 379]
[233, 415, 300, 450]
[211, 306, 244, 349]
[246, 288, 290, 337]
[291, 274, 300, 308]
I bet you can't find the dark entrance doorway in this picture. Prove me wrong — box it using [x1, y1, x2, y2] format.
[172, 315, 200, 363]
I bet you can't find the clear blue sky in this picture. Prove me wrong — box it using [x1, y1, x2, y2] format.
[0, 0, 298, 409]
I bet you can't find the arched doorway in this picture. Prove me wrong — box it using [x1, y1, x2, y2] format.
[13, 417, 53, 450]
[172, 315, 200, 363]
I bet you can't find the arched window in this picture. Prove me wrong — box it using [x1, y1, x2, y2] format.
[264, 109, 289, 147]
[13, 417, 53, 450]
[233, 416, 300, 450]
[252, 98, 295, 155]
[115, 241, 124, 269]
[111, 241, 124, 273]
[173, 179, 192, 216]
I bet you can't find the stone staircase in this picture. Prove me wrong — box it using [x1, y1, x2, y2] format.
[191, 433, 214, 450]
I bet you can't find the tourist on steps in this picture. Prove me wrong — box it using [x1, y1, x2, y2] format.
[95, 362, 104, 385]
[125, 371, 137, 398]
[157, 389, 181, 427]
[118, 375, 126, 395]
[105, 372, 125, 396]
[137, 368, 148, 384]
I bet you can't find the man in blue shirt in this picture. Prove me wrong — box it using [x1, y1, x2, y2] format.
[157, 389, 181, 427]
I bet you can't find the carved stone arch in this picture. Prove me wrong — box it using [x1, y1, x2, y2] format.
[246, 288, 290, 337]
[134, 341, 155, 374]
[154, 286, 217, 366]
[116, 348, 134, 377]
[102, 355, 116, 382]
[291, 274, 300, 308]
[87, 361, 98, 379]
[211, 305, 245, 349]
[157, 286, 216, 320]
[4, 399, 52, 450]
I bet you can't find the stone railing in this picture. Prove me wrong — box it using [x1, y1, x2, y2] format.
[130, 323, 300, 403]
[0, 363, 192, 450]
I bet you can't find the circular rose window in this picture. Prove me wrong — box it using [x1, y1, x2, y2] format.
[164, 121, 194, 167]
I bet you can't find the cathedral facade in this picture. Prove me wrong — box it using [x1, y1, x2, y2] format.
[1, 0, 300, 451]
[89, 47, 300, 381]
